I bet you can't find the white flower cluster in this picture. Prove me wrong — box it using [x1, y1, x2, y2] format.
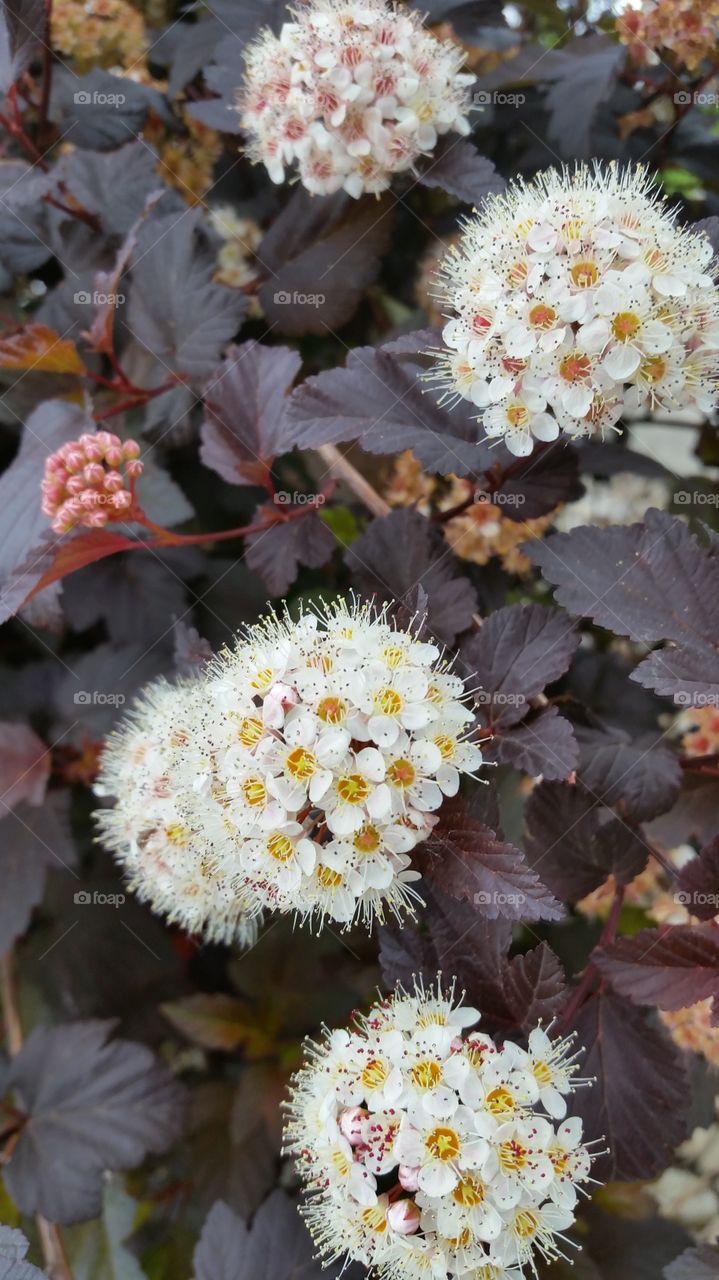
[95, 601, 481, 941]
[285, 983, 594, 1280]
[432, 164, 719, 457]
[237, 0, 474, 198]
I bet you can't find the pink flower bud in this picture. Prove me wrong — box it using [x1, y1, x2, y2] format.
[66, 475, 86, 496]
[112, 490, 133, 511]
[83, 463, 105, 486]
[123, 439, 141, 460]
[339, 1107, 367, 1145]
[387, 1200, 420, 1235]
[86, 508, 109, 527]
[125, 458, 143, 479]
[398, 1165, 421, 1192]
[65, 449, 85, 473]
[450, 1035, 463, 1052]
[104, 470, 124, 493]
[83, 440, 104, 463]
[105, 446, 123, 468]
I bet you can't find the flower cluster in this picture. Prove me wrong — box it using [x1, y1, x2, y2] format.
[95, 600, 481, 939]
[41, 431, 143, 533]
[617, 0, 719, 73]
[237, 0, 474, 198]
[95, 680, 260, 947]
[285, 982, 594, 1280]
[385, 451, 556, 575]
[51, 0, 147, 71]
[431, 164, 719, 456]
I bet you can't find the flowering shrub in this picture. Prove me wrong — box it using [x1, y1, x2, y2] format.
[96, 601, 481, 934]
[286, 983, 593, 1279]
[0, 0, 719, 1276]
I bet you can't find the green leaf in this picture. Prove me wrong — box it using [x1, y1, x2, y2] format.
[319, 504, 359, 546]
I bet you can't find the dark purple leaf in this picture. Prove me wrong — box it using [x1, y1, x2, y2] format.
[545, 37, 625, 158]
[574, 724, 681, 822]
[421, 789, 563, 921]
[287, 329, 491, 477]
[244, 506, 336, 596]
[524, 781, 648, 900]
[127, 207, 247, 379]
[200, 342, 302, 487]
[174, 620, 213, 677]
[258, 189, 393, 335]
[485, 705, 578, 781]
[194, 1190, 325, 1280]
[0, 796, 75, 954]
[676, 838, 719, 922]
[529, 511, 719, 706]
[379, 879, 512, 991]
[570, 989, 689, 1181]
[0, 722, 49, 808]
[0, 1224, 45, 1280]
[500, 441, 583, 520]
[4, 1020, 185, 1223]
[460, 603, 580, 728]
[416, 139, 505, 204]
[665, 1243, 719, 1280]
[596, 924, 719, 1014]
[187, 1071, 275, 1220]
[0, 0, 46, 92]
[346, 509, 477, 647]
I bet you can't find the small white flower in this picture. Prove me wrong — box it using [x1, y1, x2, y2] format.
[431, 163, 719, 454]
[285, 981, 595, 1280]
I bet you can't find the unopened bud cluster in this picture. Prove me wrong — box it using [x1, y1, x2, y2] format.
[41, 432, 143, 533]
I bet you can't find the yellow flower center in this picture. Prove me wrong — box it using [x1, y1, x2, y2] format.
[533, 1060, 553, 1086]
[382, 644, 405, 669]
[330, 1148, 351, 1177]
[434, 735, 455, 760]
[337, 774, 370, 804]
[387, 758, 416, 789]
[528, 303, 557, 330]
[237, 716, 264, 747]
[506, 403, 529, 429]
[286, 746, 317, 779]
[374, 687, 402, 716]
[410, 1059, 442, 1090]
[559, 352, 591, 383]
[250, 666, 273, 691]
[507, 260, 528, 288]
[267, 833, 294, 863]
[165, 823, 190, 847]
[317, 695, 347, 724]
[361, 1059, 388, 1089]
[354, 824, 381, 855]
[453, 1176, 485, 1207]
[426, 1126, 461, 1161]
[486, 1086, 515, 1116]
[499, 1139, 527, 1172]
[611, 310, 641, 341]
[361, 1204, 388, 1234]
[317, 865, 343, 889]
[514, 1210, 539, 1240]
[242, 776, 267, 808]
[570, 261, 599, 288]
[641, 355, 666, 384]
